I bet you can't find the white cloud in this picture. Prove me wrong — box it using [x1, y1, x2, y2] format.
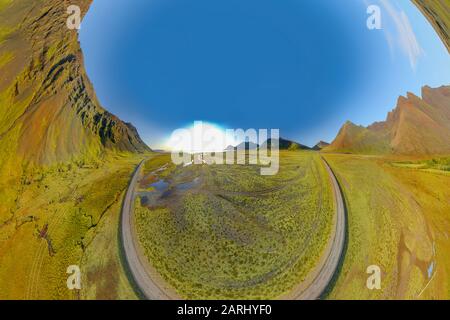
[379, 0, 423, 70]
[166, 122, 238, 153]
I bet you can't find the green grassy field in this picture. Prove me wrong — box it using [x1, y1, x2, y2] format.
[324, 154, 450, 299]
[1, 149, 448, 300]
[0, 153, 146, 299]
[135, 151, 335, 299]
[391, 157, 450, 173]
[0, 0, 11, 11]
[0, 51, 13, 69]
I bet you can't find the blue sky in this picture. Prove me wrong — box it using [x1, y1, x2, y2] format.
[80, 0, 450, 148]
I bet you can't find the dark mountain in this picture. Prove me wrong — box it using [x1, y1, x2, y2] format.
[260, 138, 310, 150]
[234, 141, 259, 150]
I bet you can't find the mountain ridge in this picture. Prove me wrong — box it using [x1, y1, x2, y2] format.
[312, 141, 330, 151]
[0, 0, 149, 168]
[325, 85, 450, 155]
[261, 138, 311, 150]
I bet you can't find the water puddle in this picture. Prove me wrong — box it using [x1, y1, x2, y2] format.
[427, 242, 436, 279]
[176, 177, 200, 191]
[139, 177, 201, 207]
[151, 180, 169, 192]
[427, 261, 435, 279]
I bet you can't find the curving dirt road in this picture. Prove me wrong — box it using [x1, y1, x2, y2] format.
[120, 157, 346, 300]
[120, 160, 180, 300]
[286, 157, 347, 299]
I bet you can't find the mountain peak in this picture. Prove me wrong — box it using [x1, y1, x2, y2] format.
[261, 138, 310, 150]
[0, 0, 150, 165]
[313, 141, 330, 151]
[343, 120, 357, 127]
[327, 85, 450, 155]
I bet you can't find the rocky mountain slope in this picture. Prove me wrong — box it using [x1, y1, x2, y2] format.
[0, 0, 149, 168]
[412, 0, 450, 53]
[325, 86, 450, 155]
[312, 141, 330, 151]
